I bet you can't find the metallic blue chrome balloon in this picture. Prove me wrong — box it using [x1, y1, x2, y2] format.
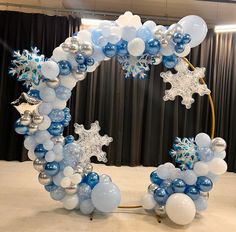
[146, 38, 161, 55]
[86, 172, 100, 189]
[75, 54, 85, 64]
[58, 60, 72, 75]
[153, 187, 169, 205]
[44, 161, 60, 176]
[44, 182, 58, 192]
[185, 185, 200, 200]
[116, 40, 128, 57]
[173, 32, 183, 43]
[160, 179, 173, 195]
[150, 171, 163, 185]
[47, 122, 64, 136]
[163, 55, 179, 69]
[103, 43, 117, 58]
[65, 135, 74, 144]
[175, 43, 185, 53]
[27, 89, 40, 99]
[196, 176, 213, 192]
[34, 144, 47, 158]
[172, 178, 186, 193]
[15, 119, 28, 135]
[182, 33, 191, 44]
[85, 57, 95, 66]
[77, 63, 87, 72]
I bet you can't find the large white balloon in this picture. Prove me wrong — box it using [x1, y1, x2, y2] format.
[178, 15, 208, 48]
[127, 38, 145, 56]
[195, 133, 211, 148]
[166, 193, 196, 225]
[41, 60, 59, 80]
[208, 158, 227, 175]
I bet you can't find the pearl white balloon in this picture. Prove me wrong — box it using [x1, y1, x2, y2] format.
[195, 133, 211, 148]
[63, 166, 74, 177]
[60, 177, 72, 188]
[60, 76, 77, 90]
[214, 151, 226, 159]
[62, 194, 79, 210]
[71, 173, 82, 185]
[52, 47, 68, 61]
[143, 20, 156, 31]
[208, 158, 227, 175]
[24, 136, 36, 150]
[39, 87, 56, 103]
[34, 131, 51, 143]
[45, 151, 56, 162]
[178, 15, 208, 48]
[28, 150, 37, 161]
[141, 193, 156, 210]
[183, 170, 197, 185]
[166, 193, 196, 225]
[127, 38, 145, 56]
[38, 115, 51, 130]
[129, 15, 142, 29]
[38, 102, 52, 115]
[193, 161, 209, 176]
[156, 165, 171, 179]
[41, 60, 59, 80]
[43, 140, 54, 150]
[175, 44, 191, 57]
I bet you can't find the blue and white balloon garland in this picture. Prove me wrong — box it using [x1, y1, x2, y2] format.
[10, 11, 215, 223]
[142, 133, 227, 225]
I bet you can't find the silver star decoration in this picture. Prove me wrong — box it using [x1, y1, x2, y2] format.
[74, 121, 113, 163]
[160, 65, 210, 109]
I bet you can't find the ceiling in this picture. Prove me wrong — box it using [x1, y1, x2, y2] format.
[0, 0, 236, 25]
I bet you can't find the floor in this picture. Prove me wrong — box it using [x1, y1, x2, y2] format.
[0, 161, 235, 232]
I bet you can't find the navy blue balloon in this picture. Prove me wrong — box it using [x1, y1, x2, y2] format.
[196, 176, 213, 192]
[65, 135, 74, 144]
[49, 109, 65, 122]
[77, 63, 87, 72]
[28, 89, 40, 99]
[34, 144, 47, 158]
[58, 60, 72, 75]
[86, 172, 99, 189]
[15, 119, 28, 135]
[85, 57, 95, 66]
[45, 182, 58, 192]
[116, 40, 128, 57]
[175, 43, 185, 53]
[173, 32, 183, 43]
[185, 185, 200, 200]
[153, 187, 169, 205]
[44, 161, 60, 176]
[47, 122, 64, 136]
[163, 55, 179, 69]
[172, 178, 186, 193]
[146, 39, 161, 55]
[103, 43, 117, 58]
[182, 33, 191, 44]
[160, 179, 173, 195]
[75, 54, 85, 64]
[150, 171, 163, 185]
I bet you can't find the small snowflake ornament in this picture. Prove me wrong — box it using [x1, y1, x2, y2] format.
[160, 61, 210, 109]
[74, 121, 113, 163]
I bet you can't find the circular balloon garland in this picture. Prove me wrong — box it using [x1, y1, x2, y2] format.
[9, 11, 228, 225]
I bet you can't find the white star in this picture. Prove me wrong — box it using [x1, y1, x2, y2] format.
[74, 121, 113, 163]
[160, 65, 210, 109]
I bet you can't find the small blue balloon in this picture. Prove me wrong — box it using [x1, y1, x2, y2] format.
[27, 89, 40, 99]
[196, 176, 213, 192]
[185, 185, 200, 200]
[49, 109, 65, 122]
[47, 122, 64, 136]
[65, 135, 74, 144]
[78, 183, 92, 200]
[182, 33, 191, 44]
[44, 182, 58, 192]
[173, 32, 183, 43]
[175, 43, 185, 53]
[44, 161, 60, 176]
[63, 107, 70, 114]
[77, 63, 87, 72]
[55, 86, 71, 101]
[136, 26, 153, 42]
[150, 171, 163, 185]
[85, 57, 95, 66]
[153, 187, 169, 205]
[58, 60, 72, 75]
[50, 187, 66, 201]
[116, 40, 128, 57]
[75, 54, 85, 64]
[163, 55, 179, 69]
[160, 179, 173, 195]
[172, 178, 186, 193]
[146, 39, 161, 55]
[103, 43, 117, 58]
[91, 29, 103, 45]
[34, 144, 47, 158]
[86, 172, 100, 189]
[14, 119, 28, 135]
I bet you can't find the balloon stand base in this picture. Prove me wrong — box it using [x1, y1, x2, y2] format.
[90, 212, 94, 221]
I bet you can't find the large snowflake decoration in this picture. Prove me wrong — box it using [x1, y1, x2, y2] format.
[160, 65, 210, 109]
[170, 137, 200, 170]
[9, 47, 44, 87]
[74, 121, 113, 163]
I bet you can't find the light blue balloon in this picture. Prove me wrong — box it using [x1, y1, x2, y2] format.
[78, 183, 92, 201]
[50, 187, 66, 201]
[91, 29, 103, 45]
[55, 86, 71, 101]
[91, 45, 106, 62]
[199, 147, 214, 161]
[80, 199, 95, 215]
[91, 182, 121, 213]
[194, 196, 208, 211]
[49, 109, 65, 122]
[136, 26, 153, 42]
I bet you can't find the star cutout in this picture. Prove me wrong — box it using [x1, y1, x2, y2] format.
[74, 121, 113, 163]
[11, 92, 42, 115]
[160, 66, 210, 109]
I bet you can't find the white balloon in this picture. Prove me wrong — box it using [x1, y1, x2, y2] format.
[121, 26, 136, 42]
[107, 34, 121, 44]
[127, 38, 145, 56]
[38, 115, 51, 130]
[195, 133, 211, 148]
[80, 199, 95, 215]
[63, 166, 74, 177]
[77, 30, 92, 43]
[43, 140, 54, 150]
[116, 14, 129, 27]
[52, 47, 68, 61]
[164, 162, 175, 170]
[60, 177, 72, 188]
[55, 153, 64, 162]
[182, 170, 197, 185]
[34, 130, 51, 144]
[175, 44, 191, 57]
[141, 193, 156, 210]
[87, 62, 99, 72]
[124, 11, 133, 17]
[166, 193, 196, 225]
[71, 173, 82, 185]
[39, 87, 56, 103]
[143, 20, 156, 31]
[97, 36, 108, 47]
[28, 150, 37, 161]
[62, 194, 79, 210]
[60, 76, 77, 90]
[193, 161, 209, 176]
[24, 136, 36, 150]
[45, 151, 56, 162]
[208, 158, 227, 175]
[214, 151, 226, 159]
[52, 98, 67, 110]
[38, 102, 52, 115]
[178, 15, 208, 48]
[52, 171, 64, 186]
[41, 60, 59, 80]
[156, 165, 171, 179]
[129, 15, 142, 29]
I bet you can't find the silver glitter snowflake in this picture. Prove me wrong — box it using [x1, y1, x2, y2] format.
[170, 137, 200, 170]
[9, 47, 44, 87]
[160, 66, 210, 109]
[74, 121, 113, 163]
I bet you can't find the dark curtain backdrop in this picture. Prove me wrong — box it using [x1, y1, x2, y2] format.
[0, 11, 235, 172]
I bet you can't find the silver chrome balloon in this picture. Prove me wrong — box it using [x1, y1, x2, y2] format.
[72, 70, 87, 81]
[83, 163, 93, 173]
[76, 163, 84, 174]
[211, 137, 227, 153]
[38, 172, 52, 185]
[70, 37, 78, 44]
[174, 23, 184, 34]
[152, 54, 162, 65]
[33, 158, 47, 172]
[160, 39, 168, 48]
[69, 44, 79, 53]
[65, 184, 78, 195]
[153, 30, 163, 40]
[20, 115, 32, 126]
[154, 205, 166, 217]
[28, 123, 38, 133]
[61, 43, 70, 52]
[46, 78, 60, 88]
[51, 135, 65, 144]
[32, 112, 44, 125]
[148, 183, 158, 194]
[80, 42, 94, 56]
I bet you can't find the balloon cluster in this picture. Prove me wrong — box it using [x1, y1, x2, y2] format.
[142, 133, 227, 225]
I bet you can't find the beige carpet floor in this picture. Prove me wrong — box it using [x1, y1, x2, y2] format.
[0, 161, 235, 232]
